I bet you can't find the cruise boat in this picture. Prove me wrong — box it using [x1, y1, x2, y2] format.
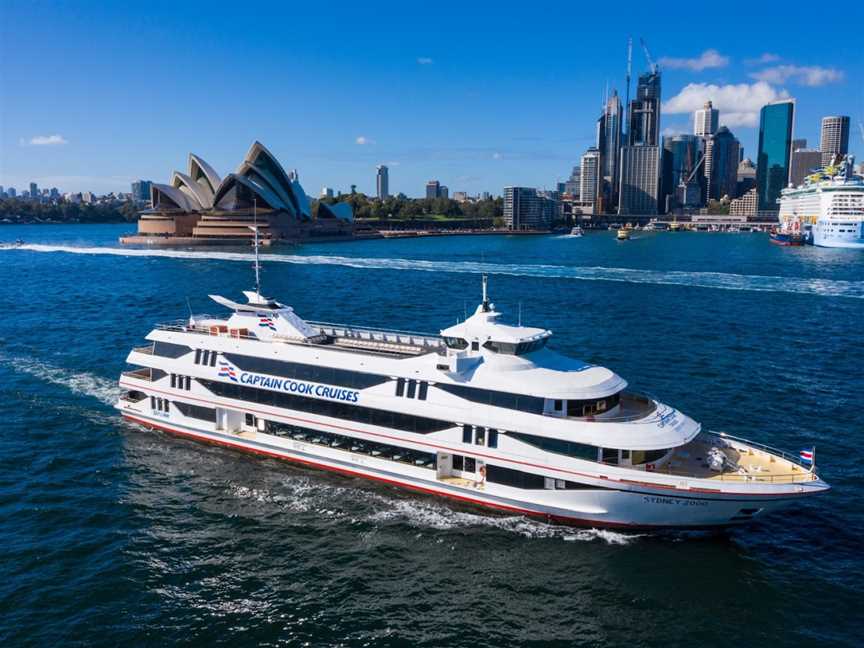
[116, 251, 829, 528]
[779, 155, 864, 249]
[569, 226, 584, 237]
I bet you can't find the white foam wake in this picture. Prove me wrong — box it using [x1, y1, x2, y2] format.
[0, 352, 119, 406]
[8, 243, 864, 299]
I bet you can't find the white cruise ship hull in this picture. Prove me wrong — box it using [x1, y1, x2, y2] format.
[117, 403, 822, 530]
[812, 220, 864, 248]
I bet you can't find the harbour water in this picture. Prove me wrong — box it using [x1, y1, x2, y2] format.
[1, 224, 862, 646]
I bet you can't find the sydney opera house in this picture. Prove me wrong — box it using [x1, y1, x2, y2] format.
[122, 141, 353, 245]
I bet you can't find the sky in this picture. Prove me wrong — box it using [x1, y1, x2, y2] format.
[1, 0, 863, 197]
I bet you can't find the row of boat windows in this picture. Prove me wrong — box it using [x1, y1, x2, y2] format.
[435, 383, 546, 414]
[442, 336, 549, 356]
[395, 378, 428, 400]
[197, 379, 453, 434]
[224, 353, 389, 390]
[462, 425, 498, 448]
[553, 393, 621, 418]
[153, 341, 192, 359]
[194, 349, 218, 367]
[150, 396, 170, 413]
[174, 400, 217, 422]
[507, 431, 668, 466]
[170, 374, 192, 390]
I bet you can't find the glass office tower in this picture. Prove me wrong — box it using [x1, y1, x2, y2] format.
[756, 100, 795, 211]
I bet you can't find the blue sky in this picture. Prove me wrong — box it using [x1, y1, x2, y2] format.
[1, 0, 862, 197]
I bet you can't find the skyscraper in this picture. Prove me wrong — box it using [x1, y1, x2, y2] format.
[661, 134, 704, 210]
[694, 100, 719, 137]
[503, 187, 552, 230]
[819, 115, 850, 166]
[756, 99, 795, 212]
[376, 165, 389, 199]
[706, 127, 740, 200]
[29, 182, 38, 200]
[628, 71, 661, 146]
[131, 180, 152, 203]
[618, 145, 660, 215]
[425, 180, 440, 199]
[790, 148, 823, 186]
[579, 148, 601, 213]
[597, 90, 623, 210]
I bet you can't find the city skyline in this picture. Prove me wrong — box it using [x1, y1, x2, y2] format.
[1, 1, 862, 197]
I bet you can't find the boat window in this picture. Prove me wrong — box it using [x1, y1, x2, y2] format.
[488, 429, 498, 448]
[443, 336, 469, 350]
[418, 381, 428, 400]
[507, 431, 598, 462]
[395, 378, 405, 397]
[554, 400, 563, 412]
[462, 424, 472, 443]
[436, 383, 545, 415]
[471, 341, 480, 351]
[482, 338, 548, 355]
[452, 454, 464, 470]
[210, 353, 217, 367]
[485, 464, 545, 489]
[601, 448, 619, 465]
[631, 448, 669, 465]
[202, 350, 210, 366]
[173, 401, 216, 422]
[475, 427, 485, 446]
[464, 457, 476, 472]
[194, 348, 202, 364]
[566, 393, 621, 417]
[406, 379, 417, 399]
[154, 341, 191, 358]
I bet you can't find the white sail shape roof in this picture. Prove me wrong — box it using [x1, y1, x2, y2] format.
[149, 183, 202, 212]
[170, 171, 210, 210]
[188, 154, 222, 196]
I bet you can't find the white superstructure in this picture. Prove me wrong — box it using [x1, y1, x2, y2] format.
[779, 155, 864, 248]
[116, 273, 828, 528]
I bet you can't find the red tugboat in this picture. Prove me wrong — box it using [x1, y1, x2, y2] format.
[769, 220, 806, 246]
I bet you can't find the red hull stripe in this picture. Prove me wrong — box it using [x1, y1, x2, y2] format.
[118, 381, 811, 498]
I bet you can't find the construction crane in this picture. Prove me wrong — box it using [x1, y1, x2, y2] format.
[640, 37, 658, 75]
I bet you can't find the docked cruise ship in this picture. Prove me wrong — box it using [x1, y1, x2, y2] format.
[779, 155, 864, 248]
[116, 272, 829, 528]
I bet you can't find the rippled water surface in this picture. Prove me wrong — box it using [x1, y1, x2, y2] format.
[1, 224, 861, 646]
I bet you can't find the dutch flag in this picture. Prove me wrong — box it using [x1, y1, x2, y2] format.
[799, 447, 814, 466]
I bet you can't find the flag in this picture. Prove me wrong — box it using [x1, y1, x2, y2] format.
[799, 448, 814, 466]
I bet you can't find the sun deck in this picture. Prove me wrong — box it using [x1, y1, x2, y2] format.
[654, 431, 818, 484]
[154, 317, 445, 358]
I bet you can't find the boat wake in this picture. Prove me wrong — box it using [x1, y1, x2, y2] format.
[8, 243, 864, 299]
[0, 352, 119, 407]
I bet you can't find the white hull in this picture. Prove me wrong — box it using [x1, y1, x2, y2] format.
[117, 403, 819, 530]
[812, 221, 864, 248]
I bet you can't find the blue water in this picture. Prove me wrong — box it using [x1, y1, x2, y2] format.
[1, 224, 861, 646]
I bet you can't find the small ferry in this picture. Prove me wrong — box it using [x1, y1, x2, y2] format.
[116, 240, 829, 528]
[616, 228, 630, 240]
[569, 226, 584, 237]
[779, 155, 863, 249]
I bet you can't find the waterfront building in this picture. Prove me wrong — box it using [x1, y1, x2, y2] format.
[49, 187, 60, 199]
[321, 187, 334, 199]
[481, 192, 491, 200]
[452, 191, 469, 202]
[376, 165, 389, 200]
[29, 182, 39, 201]
[439, 186, 449, 200]
[503, 187, 555, 230]
[706, 127, 740, 200]
[6, 187, 15, 198]
[628, 71, 661, 147]
[756, 100, 795, 212]
[661, 134, 704, 210]
[820, 115, 850, 166]
[694, 100, 719, 137]
[579, 148, 601, 214]
[564, 166, 580, 197]
[426, 180, 440, 200]
[792, 138, 807, 151]
[729, 187, 757, 217]
[790, 148, 823, 187]
[0, 186, 4, 197]
[618, 145, 660, 215]
[131, 180, 152, 204]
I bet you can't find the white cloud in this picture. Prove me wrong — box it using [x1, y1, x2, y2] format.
[662, 125, 690, 137]
[386, 160, 401, 166]
[355, 136, 375, 145]
[664, 81, 790, 127]
[417, 57, 434, 65]
[746, 52, 781, 65]
[21, 134, 68, 146]
[750, 64, 843, 87]
[658, 49, 729, 71]
[492, 152, 502, 160]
